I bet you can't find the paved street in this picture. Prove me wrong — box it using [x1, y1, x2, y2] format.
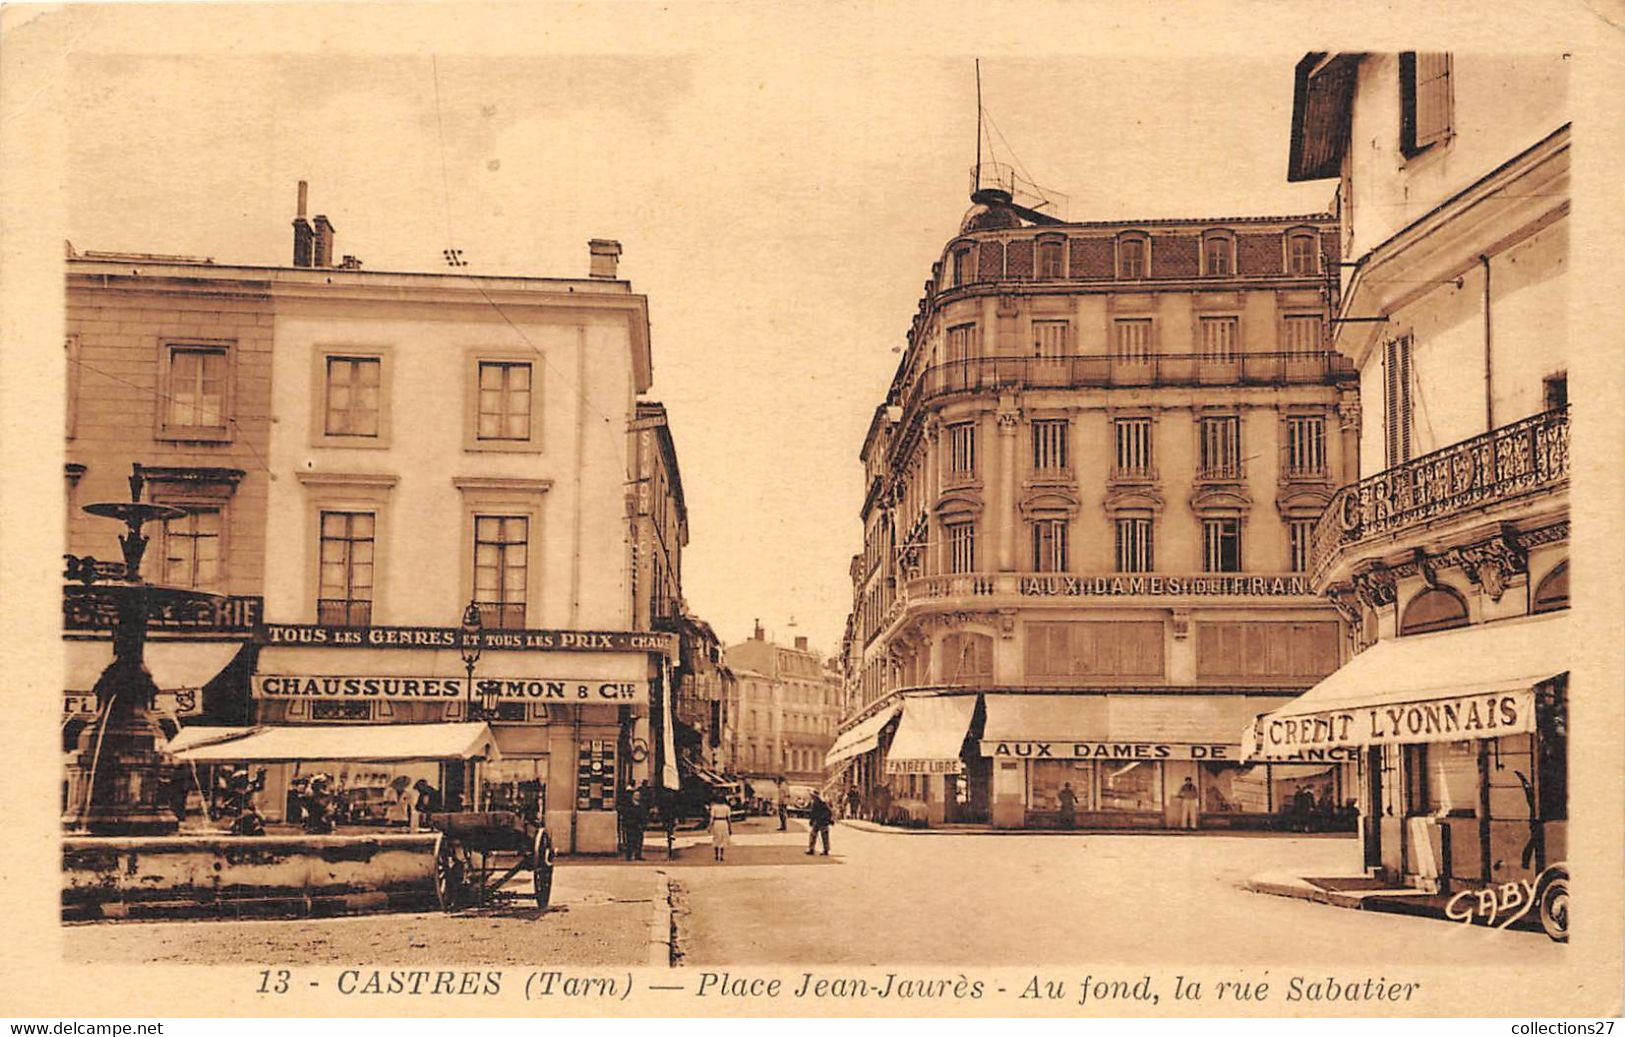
[64, 816, 1564, 967]
[670, 818, 1565, 967]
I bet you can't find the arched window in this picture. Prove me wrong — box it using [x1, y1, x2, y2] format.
[1285, 229, 1321, 276]
[1036, 235, 1067, 279]
[1201, 230, 1235, 277]
[1532, 561, 1569, 614]
[1116, 232, 1150, 280]
[1400, 586, 1469, 635]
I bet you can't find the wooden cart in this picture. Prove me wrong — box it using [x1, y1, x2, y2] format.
[423, 811, 556, 911]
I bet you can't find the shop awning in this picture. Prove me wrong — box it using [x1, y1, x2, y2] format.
[1244, 613, 1569, 761]
[886, 695, 976, 774]
[168, 722, 501, 763]
[824, 702, 903, 767]
[981, 693, 1294, 761]
[64, 640, 243, 692]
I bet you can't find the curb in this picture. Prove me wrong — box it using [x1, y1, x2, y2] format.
[647, 870, 673, 968]
[840, 819, 1357, 839]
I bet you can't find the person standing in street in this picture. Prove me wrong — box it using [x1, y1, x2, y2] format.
[1177, 776, 1200, 830]
[631, 780, 653, 860]
[806, 790, 833, 856]
[775, 777, 788, 831]
[615, 784, 636, 860]
[708, 793, 732, 862]
[1057, 781, 1078, 830]
[845, 785, 861, 821]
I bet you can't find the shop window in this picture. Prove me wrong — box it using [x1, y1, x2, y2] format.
[1419, 741, 1478, 816]
[1269, 764, 1346, 822]
[1400, 586, 1469, 635]
[1098, 761, 1161, 812]
[1031, 760, 1092, 812]
[1199, 762, 1271, 814]
[1532, 561, 1569, 614]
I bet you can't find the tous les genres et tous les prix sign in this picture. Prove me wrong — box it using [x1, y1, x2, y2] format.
[258, 623, 675, 655]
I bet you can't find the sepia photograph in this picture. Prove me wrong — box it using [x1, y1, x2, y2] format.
[1, 0, 1621, 1023]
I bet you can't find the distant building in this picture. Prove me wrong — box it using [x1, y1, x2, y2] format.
[1250, 54, 1569, 923]
[724, 623, 842, 789]
[835, 190, 1359, 830]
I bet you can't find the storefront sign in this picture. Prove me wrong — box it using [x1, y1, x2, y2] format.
[1019, 574, 1313, 598]
[64, 691, 200, 716]
[1255, 689, 1535, 758]
[257, 623, 675, 656]
[253, 675, 645, 703]
[63, 589, 263, 634]
[886, 758, 964, 775]
[980, 740, 1239, 761]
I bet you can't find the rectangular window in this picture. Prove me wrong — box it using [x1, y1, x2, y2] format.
[1113, 417, 1153, 477]
[946, 323, 976, 366]
[1384, 336, 1414, 468]
[324, 356, 381, 437]
[1199, 416, 1241, 479]
[1032, 519, 1068, 572]
[1031, 419, 1068, 472]
[948, 421, 977, 477]
[1115, 517, 1154, 573]
[1114, 318, 1152, 361]
[1543, 373, 1568, 412]
[1032, 320, 1069, 361]
[1287, 234, 1319, 276]
[1283, 315, 1323, 355]
[165, 345, 228, 433]
[1203, 238, 1232, 276]
[476, 361, 533, 441]
[1038, 240, 1066, 279]
[474, 515, 529, 629]
[947, 522, 976, 574]
[1202, 518, 1242, 573]
[1199, 317, 1239, 362]
[1288, 519, 1315, 573]
[952, 247, 973, 287]
[161, 507, 223, 591]
[1285, 415, 1326, 477]
[1400, 52, 1453, 155]
[317, 510, 374, 626]
[1118, 238, 1146, 279]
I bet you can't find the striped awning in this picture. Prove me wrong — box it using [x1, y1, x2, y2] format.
[824, 703, 902, 767]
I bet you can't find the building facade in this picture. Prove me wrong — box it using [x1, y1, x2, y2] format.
[63, 246, 273, 800]
[1250, 54, 1570, 924]
[833, 196, 1360, 830]
[723, 624, 841, 789]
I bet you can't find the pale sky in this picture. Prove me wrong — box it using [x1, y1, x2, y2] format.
[57, 6, 1343, 654]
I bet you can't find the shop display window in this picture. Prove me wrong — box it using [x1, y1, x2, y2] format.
[483, 758, 547, 819]
[1030, 760, 1093, 811]
[1098, 760, 1161, 812]
[1198, 762, 1271, 814]
[1421, 740, 1479, 816]
[1487, 733, 1537, 822]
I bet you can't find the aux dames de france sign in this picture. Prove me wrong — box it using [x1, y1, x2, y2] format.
[982, 741, 1242, 761]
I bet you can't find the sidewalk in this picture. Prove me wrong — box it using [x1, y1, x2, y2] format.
[1244, 870, 1548, 935]
[838, 818, 1355, 838]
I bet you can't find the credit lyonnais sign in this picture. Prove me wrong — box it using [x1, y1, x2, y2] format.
[253, 675, 645, 703]
[258, 623, 675, 656]
[1253, 689, 1535, 760]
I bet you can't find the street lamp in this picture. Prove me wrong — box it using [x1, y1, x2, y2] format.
[459, 600, 486, 720]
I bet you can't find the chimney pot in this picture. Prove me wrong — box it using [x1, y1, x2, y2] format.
[753, 619, 764, 641]
[588, 238, 622, 279]
[297, 180, 308, 218]
[794, 636, 808, 652]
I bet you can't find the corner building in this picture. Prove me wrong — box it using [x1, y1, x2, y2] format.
[833, 194, 1359, 830]
[1250, 54, 1570, 911]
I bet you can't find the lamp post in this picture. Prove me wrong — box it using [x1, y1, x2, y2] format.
[459, 600, 485, 720]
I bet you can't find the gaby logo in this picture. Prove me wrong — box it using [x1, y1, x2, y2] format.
[1444, 863, 1566, 930]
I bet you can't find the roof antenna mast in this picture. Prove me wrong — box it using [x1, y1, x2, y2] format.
[974, 58, 983, 193]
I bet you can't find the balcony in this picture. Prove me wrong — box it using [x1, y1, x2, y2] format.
[898, 570, 1318, 612]
[1310, 408, 1569, 582]
[909, 351, 1350, 411]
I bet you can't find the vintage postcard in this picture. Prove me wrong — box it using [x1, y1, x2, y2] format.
[1, 0, 1621, 1022]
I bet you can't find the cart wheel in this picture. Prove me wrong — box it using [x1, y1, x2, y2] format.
[1538, 868, 1569, 943]
[532, 828, 556, 910]
[434, 836, 472, 911]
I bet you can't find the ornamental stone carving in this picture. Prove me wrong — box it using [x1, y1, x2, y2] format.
[1459, 530, 1527, 602]
[1351, 564, 1396, 610]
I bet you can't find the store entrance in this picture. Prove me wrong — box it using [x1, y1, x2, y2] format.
[953, 754, 991, 823]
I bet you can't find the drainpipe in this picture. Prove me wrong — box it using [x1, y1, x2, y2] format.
[1481, 255, 1494, 432]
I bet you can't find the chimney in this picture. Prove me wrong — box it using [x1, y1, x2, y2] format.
[292, 181, 313, 267]
[588, 238, 622, 279]
[753, 619, 764, 641]
[313, 214, 335, 268]
[794, 636, 808, 652]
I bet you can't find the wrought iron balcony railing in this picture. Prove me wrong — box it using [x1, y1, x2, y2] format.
[1310, 407, 1569, 580]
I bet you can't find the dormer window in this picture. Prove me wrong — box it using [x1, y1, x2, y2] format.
[1037, 237, 1066, 279]
[1285, 230, 1321, 276]
[1116, 234, 1149, 280]
[1201, 231, 1235, 277]
[951, 245, 974, 287]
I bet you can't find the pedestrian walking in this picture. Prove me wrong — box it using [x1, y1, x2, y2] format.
[1057, 781, 1078, 829]
[1177, 776, 1200, 830]
[775, 777, 788, 831]
[806, 791, 833, 856]
[845, 785, 860, 820]
[631, 780, 652, 860]
[708, 794, 732, 862]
